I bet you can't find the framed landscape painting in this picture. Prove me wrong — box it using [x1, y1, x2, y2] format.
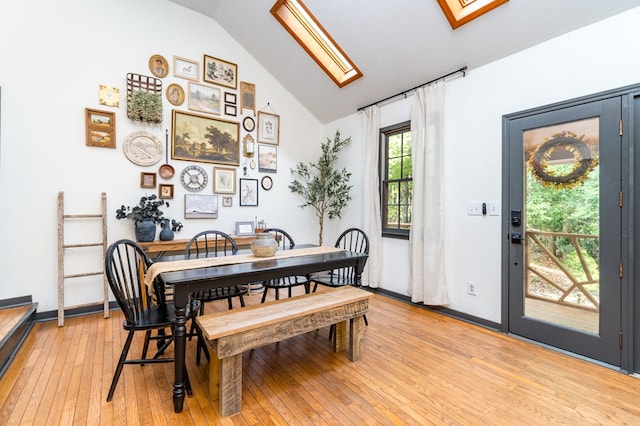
[171, 110, 240, 166]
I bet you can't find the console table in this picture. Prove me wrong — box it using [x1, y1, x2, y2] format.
[138, 235, 258, 257]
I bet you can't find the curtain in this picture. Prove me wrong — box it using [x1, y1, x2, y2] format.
[409, 82, 449, 305]
[361, 106, 382, 288]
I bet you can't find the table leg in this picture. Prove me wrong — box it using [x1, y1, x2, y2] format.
[333, 320, 347, 352]
[349, 315, 365, 361]
[172, 302, 187, 412]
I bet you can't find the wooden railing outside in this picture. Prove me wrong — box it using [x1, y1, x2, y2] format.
[524, 229, 599, 312]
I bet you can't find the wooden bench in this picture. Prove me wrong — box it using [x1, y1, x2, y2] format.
[196, 286, 371, 417]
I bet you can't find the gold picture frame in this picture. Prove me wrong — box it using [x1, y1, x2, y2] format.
[172, 110, 240, 166]
[85, 108, 115, 148]
[149, 54, 169, 78]
[166, 83, 185, 106]
[203, 54, 237, 89]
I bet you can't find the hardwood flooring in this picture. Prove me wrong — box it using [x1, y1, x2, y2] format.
[1, 290, 640, 425]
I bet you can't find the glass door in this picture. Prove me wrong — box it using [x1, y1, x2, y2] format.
[505, 97, 622, 366]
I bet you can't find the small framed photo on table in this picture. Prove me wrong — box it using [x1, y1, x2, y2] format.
[235, 221, 255, 236]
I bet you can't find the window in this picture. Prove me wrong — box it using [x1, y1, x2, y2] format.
[381, 121, 412, 238]
[436, 0, 509, 29]
[270, 0, 362, 87]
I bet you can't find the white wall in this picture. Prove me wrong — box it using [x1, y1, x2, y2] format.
[0, 0, 323, 313]
[323, 6, 640, 323]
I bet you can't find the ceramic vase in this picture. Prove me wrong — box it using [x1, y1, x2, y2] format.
[135, 220, 156, 242]
[250, 233, 278, 257]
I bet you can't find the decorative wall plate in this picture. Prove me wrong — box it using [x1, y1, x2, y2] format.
[180, 165, 208, 192]
[242, 116, 255, 132]
[122, 131, 163, 166]
[261, 175, 273, 191]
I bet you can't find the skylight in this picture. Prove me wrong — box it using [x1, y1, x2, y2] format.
[437, 0, 509, 29]
[270, 0, 362, 87]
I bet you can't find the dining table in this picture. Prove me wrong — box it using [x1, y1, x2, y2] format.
[149, 244, 369, 413]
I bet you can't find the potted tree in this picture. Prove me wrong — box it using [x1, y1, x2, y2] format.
[115, 194, 181, 242]
[289, 130, 352, 245]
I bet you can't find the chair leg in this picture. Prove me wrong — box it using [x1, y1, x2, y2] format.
[312, 281, 318, 292]
[239, 294, 246, 307]
[107, 330, 135, 402]
[189, 302, 205, 341]
[141, 330, 151, 360]
[184, 365, 193, 398]
[261, 288, 268, 303]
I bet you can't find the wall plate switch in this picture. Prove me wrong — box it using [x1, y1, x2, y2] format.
[466, 201, 483, 216]
[467, 281, 477, 296]
[488, 201, 500, 216]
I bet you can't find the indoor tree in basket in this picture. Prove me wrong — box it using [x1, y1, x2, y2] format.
[289, 130, 352, 245]
[115, 194, 181, 242]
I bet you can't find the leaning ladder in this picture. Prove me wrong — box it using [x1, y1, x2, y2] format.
[57, 191, 109, 327]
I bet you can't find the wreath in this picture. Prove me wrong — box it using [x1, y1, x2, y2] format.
[527, 131, 598, 190]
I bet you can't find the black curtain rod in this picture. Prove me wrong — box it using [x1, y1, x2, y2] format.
[357, 66, 468, 112]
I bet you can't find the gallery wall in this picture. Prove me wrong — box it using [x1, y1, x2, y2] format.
[0, 0, 324, 313]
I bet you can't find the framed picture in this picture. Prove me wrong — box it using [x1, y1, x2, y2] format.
[203, 54, 237, 89]
[166, 83, 185, 106]
[235, 221, 255, 236]
[141, 172, 157, 188]
[99, 85, 120, 107]
[85, 108, 115, 148]
[240, 81, 256, 115]
[159, 183, 174, 199]
[239, 178, 258, 206]
[188, 82, 221, 115]
[173, 56, 199, 81]
[149, 54, 169, 78]
[224, 104, 237, 116]
[172, 110, 240, 166]
[222, 196, 233, 207]
[224, 92, 237, 104]
[185, 194, 219, 219]
[258, 145, 277, 173]
[213, 166, 236, 194]
[257, 111, 280, 145]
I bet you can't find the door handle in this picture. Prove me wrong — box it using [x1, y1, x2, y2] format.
[511, 232, 524, 244]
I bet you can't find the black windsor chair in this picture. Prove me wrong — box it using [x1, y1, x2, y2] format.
[185, 230, 248, 364]
[105, 239, 201, 402]
[311, 228, 370, 339]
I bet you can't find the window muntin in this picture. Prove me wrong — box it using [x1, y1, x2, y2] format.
[381, 121, 412, 238]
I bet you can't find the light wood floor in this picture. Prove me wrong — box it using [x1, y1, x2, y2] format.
[2, 289, 640, 425]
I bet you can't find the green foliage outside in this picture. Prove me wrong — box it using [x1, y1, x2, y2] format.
[386, 129, 412, 228]
[526, 164, 599, 279]
[289, 131, 352, 245]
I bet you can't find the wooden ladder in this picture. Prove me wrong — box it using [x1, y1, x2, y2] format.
[57, 192, 109, 327]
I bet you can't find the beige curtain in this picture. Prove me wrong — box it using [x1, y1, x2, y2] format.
[361, 106, 382, 287]
[409, 82, 449, 305]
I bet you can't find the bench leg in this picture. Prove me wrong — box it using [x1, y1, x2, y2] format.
[333, 320, 348, 352]
[217, 353, 243, 417]
[348, 315, 366, 361]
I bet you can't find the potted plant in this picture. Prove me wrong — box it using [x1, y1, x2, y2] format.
[127, 90, 163, 123]
[115, 194, 180, 242]
[289, 130, 352, 245]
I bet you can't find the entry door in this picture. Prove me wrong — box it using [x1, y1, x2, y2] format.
[505, 97, 622, 366]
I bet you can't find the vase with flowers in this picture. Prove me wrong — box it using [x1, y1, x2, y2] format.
[115, 194, 181, 242]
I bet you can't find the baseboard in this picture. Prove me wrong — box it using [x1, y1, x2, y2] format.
[35, 301, 119, 322]
[368, 287, 502, 331]
[0, 296, 33, 309]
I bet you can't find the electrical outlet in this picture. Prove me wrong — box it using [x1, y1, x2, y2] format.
[467, 281, 477, 296]
[466, 201, 482, 216]
[488, 201, 500, 216]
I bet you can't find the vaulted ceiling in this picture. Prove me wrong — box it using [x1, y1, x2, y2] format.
[170, 0, 640, 123]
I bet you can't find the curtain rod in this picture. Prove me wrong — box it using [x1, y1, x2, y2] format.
[357, 66, 467, 111]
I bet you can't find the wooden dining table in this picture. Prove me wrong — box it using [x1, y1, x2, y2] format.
[152, 244, 369, 413]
